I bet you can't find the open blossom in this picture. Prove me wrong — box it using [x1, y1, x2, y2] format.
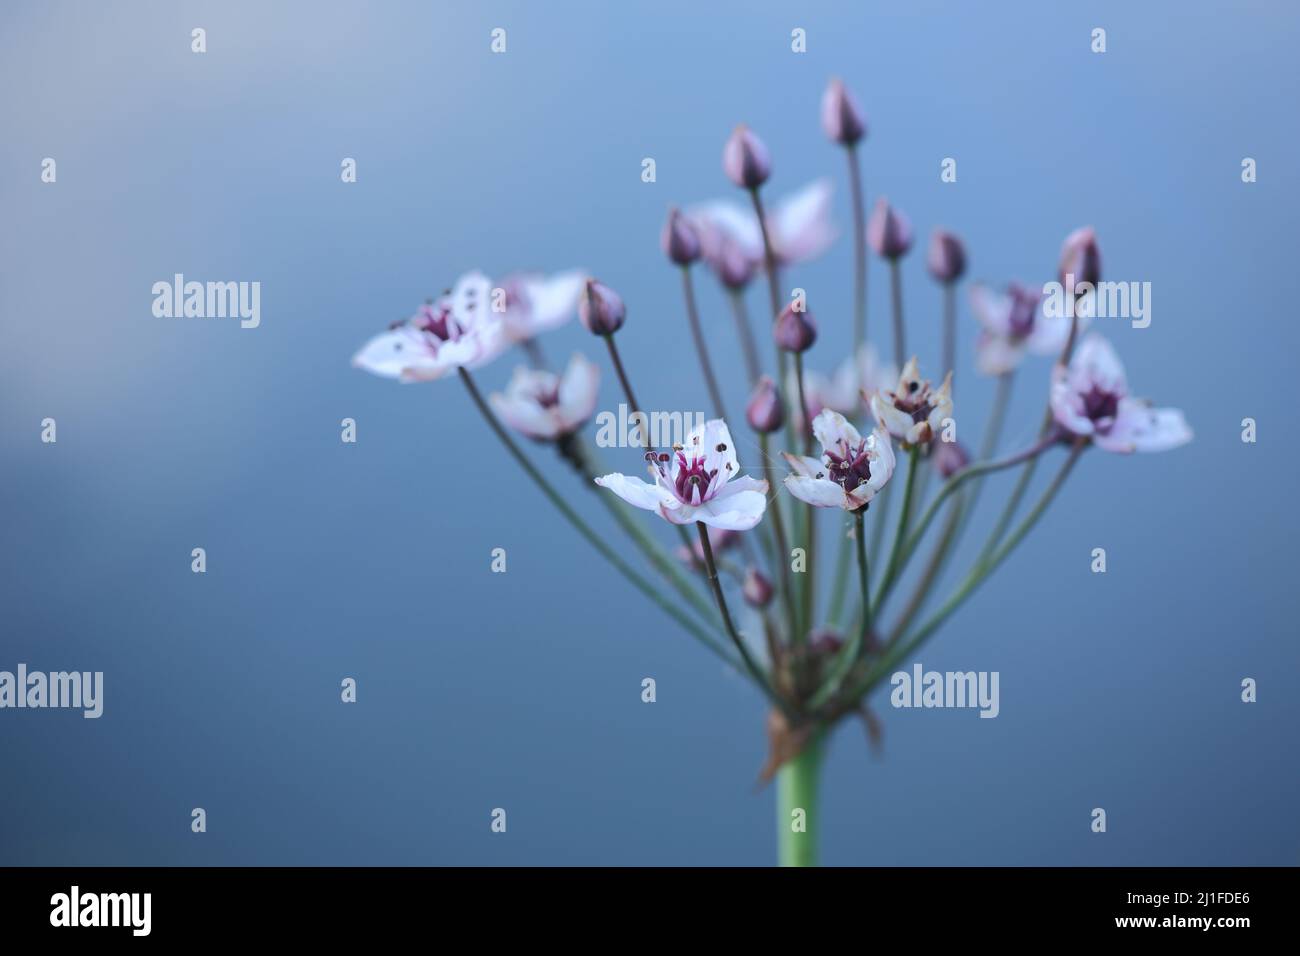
[970, 281, 1073, 376]
[496, 270, 586, 343]
[594, 419, 768, 530]
[352, 271, 504, 382]
[870, 357, 953, 445]
[488, 354, 599, 442]
[783, 410, 895, 511]
[1050, 334, 1192, 453]
[687, 179, 836, 276]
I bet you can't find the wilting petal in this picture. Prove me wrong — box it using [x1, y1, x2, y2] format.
[772, 179, 836, 264]
[556, 353, 600, 430]
[870, 391, 912, 439]
[812, 409, 862, 453]
[595, 473, 675, 512]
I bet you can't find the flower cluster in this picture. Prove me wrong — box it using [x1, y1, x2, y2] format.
[349, 76, 1192, 864]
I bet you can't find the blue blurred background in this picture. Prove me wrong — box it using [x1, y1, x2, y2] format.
[2, 0, 1296, 865]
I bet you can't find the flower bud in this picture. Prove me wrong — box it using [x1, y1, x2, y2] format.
[932, 439, 970, 479]
[1058, 226, 1101, 287]
[661, 207, 701, 266]
[773, 303, 817, 353]
[808, 628, 844, 657]
[742, 568, 774, 608]
[715, 237, 757, 290]
[820, 77, 867, 146]
[926, 229, 966, 284]
[867, 197, 913, 260]
[578, 279, 625, 336]
[722, 124, 772, 190]
[745, 376, 785, 433]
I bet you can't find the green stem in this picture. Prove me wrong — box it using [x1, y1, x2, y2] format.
[853, 441, 1086, 697]
[681, 266, 728, 421]
[874, 445, 920, 611]
[889, 258, 906, 371]
[728, 289, 762, 387]
[826, 518, 854, 626]
[808, 510, 870, 711]
[696, 522, 788, 713]
[759, 432, 800, 644]
[846, 142, 867, 357]
[458, 369, 738, 669]
[777, 738, 823, 867]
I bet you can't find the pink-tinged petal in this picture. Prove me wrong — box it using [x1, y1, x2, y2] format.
[490, 389, 561, 440]
[811, 409, 862, 453]
[781, 452, 825, 478]
[696, 488, 768, 530]
[969, 283, 1013, 336]
[657, 499, 696, 525]
[1025, 310, 1073, 357]
[685, 200, 764, 261]
[784, 475, 851, 509]
[975, 333, 1025, 376]
[1049, 364, 1097, 436]
[1098, 401, 1193, 454]
[595, 473, 674, 512]
[521, 270, 586, 334]
[772, 179, 836, 264]
[556, 353, 600, 430]
[870, 392, 912, 439]
[1070, 334, 1128, 397]
[352, 327, 440, 381]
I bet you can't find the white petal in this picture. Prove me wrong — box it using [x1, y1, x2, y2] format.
[696, 489, 768, 530]
[713, 475, 769, 499]
[867, 427, 896, 490]
[870, 392, 913, 440]
[781, 452, 825, 478]
[683, 418, 740, 483]
[784, 475, 851, 510]
[1070, 334, 1128, 397]
[556, 353, 600, 430]
[969, 283, 1012, 335]
[490, 391, 560, 440]
[521, 270, 585, 335]
[1098, 401, 1193, 454]
[772, 179, 836, 264]
[812, 409, 862, 454]
[975, 333, 1025, 376]
[685, 200, 763, 259]
[351, 327, 441, 381]
[595, 473, 674, 512]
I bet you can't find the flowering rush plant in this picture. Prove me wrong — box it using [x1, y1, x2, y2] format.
[352, 78, 1191, 866]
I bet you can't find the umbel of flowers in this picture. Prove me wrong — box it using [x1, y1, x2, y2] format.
[351, 78, 1191, 867]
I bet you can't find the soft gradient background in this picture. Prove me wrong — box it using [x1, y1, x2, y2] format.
[2, 0, 1296, 865]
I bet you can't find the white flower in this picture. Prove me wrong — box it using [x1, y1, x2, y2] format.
[594, 419, 769, 530]
[488, 354, 599, 442]
[789, 344, 897, 428]
[783, 410, 895, 511]
[970, 281, 1074, 376]
[1050, 334, 1192, 453]
[495, 270, 586, 343]
[870, 357, 954, 445]
[352, 271, 505, 382]
[687, 179, 836, 276]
